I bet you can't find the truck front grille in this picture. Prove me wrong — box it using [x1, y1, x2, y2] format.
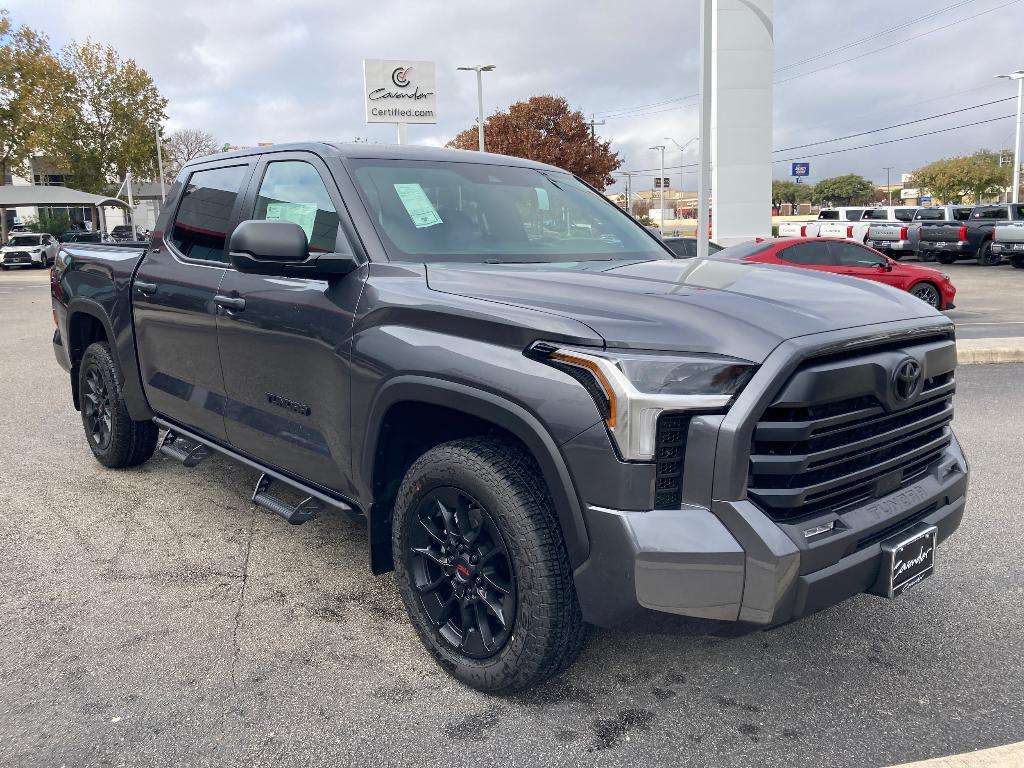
[747, 354, 955, 523]
[654, 413, 690, 508]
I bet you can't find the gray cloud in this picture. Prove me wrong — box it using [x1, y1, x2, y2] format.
[7, 0, 1022, 191]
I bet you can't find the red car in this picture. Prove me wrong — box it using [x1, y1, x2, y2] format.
[718, 237, 956, 310]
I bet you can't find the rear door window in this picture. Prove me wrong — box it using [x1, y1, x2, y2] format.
[779, 241, 832, 265]
[817, 210, 839, 220]
[170, 165, 249, 262]
[844, 209, 865, 221]
[971, 206, 1007, 220]
[894, 209, 915, 221]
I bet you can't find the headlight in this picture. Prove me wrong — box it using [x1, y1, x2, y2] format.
[531, 342, 756, 460]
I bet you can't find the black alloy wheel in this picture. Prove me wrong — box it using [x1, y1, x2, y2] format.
[82, 363, 113, 450]
[408, 486, 516, 658]
[976, 241, 1000, 266]
[910, 282, 942, 309]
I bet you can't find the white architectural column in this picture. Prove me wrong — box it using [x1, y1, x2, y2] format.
[711, 0, 773, 244]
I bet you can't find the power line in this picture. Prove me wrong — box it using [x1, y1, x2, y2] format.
[774, 97, 1014, 152]
[774, 0, 1022, 86]
[774, 0, 976, 72]
[618, 114, 1014, 175]
[593, 0, 1018, 120]
[772, 114, 1014, 164]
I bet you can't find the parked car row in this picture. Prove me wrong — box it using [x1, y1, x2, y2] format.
[781, 203, 1024, 267]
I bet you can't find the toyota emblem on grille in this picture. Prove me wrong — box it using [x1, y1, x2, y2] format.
[892, 358, 922, 402]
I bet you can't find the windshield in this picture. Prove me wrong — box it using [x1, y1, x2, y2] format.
[8, 235, 41, 247]
[348, 159, 668, 264]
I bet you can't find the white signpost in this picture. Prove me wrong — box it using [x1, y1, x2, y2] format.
[363, 59, 438, 144]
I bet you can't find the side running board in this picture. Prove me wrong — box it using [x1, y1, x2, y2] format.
[252, 473, 320, 525]
[151, 419, 362, 525]
[159, 431, 211, 466]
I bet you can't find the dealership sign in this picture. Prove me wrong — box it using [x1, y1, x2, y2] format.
[363, 59, 437, 124]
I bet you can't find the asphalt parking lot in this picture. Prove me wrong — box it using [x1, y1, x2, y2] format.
[1, 269, 1022, 767]
[932, 260, 1024, 339]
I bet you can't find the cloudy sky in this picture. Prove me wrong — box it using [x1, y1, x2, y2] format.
[7, 0, 1023, 193]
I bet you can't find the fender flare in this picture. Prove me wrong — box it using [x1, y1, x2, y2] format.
[66, 298, 153, 421]
[362, 375, 591, 570]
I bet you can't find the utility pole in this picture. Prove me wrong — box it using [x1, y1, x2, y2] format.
[650, 145, 666, 231]
[588, 114, 606, 143]
[665, 137, 697, 201]
[457, 64, 496, 152]
[883, 166, 894, 206]
[617, 171, 639, 216]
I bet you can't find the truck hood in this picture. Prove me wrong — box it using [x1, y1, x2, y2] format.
[426, 258, 943, 363]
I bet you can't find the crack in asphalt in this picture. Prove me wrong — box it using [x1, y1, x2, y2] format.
[230, 507, 257, 688]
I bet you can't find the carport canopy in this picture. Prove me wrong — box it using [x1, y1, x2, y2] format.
[0, 185, 131, 238]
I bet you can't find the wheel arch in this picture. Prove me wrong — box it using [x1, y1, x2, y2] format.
[66, 302, 117, 410]
[362, 376, 590, 575]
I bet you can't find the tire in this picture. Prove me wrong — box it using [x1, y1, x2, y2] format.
[919, 252, 935, 262]
[910, 281, 942, 309]
[78, 341, 158, 468]
[1011, 256, 1024, 269]
[889, 253, 902, 261]
[1, 265, 8, 271]
[937, 254, 956, 265]
[976, 240, 1000, 266]
[392, 437, 586, 694]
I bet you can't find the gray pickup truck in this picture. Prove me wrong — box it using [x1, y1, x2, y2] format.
[991, 222, 1024, 267]
[866, 206, 973, 261]
[918, 204, 1024, 265]
[51, 142, 969, 693]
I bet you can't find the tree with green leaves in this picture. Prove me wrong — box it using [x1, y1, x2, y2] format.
[909, 150, 1011, 204]
[810, 174, 875, 207]
[43, 39, 167, 194]
[0, 10, 62, 241]
[771, 179, 805, 209]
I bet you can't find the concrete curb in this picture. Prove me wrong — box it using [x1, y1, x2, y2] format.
[957, 337, 1024, 365]
[886, 741, 1024, 768]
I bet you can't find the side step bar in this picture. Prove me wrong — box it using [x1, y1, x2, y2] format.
[158, 431, 211, 466]
[152, 418, 362, 523]
[252, 473, 319, 525]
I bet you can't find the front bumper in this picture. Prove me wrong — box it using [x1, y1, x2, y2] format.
[1, 251, 42, 266]
[573, 440, 967, 628]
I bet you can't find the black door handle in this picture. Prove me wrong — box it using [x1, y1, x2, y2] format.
[214, 294, 246, 312]
[135, 280, 157, 295]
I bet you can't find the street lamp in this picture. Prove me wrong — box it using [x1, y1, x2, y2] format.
[154, 123, 166, 202]
[995, 69, 1024, 204]
[665, 137, 697, 199]
[650, 145, 666, 230]
[882, 166, 894, 206]
[457, 64, 496, 152]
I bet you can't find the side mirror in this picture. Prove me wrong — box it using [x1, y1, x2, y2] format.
[228, 220, 360, 279]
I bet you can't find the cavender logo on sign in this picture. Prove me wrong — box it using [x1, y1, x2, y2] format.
[363, 59, 438, 125]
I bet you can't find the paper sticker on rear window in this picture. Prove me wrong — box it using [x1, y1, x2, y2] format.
[394, 183, 443, 228]
[535, 187, 550, 211]
[265, 201, 317, 241]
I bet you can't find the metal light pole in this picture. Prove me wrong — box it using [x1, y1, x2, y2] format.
[650, 145, 666, 231]
[457, 64, 496, 152]
[154, 124, 166, 202]
[696, 0, 713, 258]
[883, 166, 894, 206]
[665, 137, 697, 201]
[616, 171, 639, 216]
[995, 70, 1024, 203]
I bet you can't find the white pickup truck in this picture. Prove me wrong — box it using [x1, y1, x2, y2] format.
[820, 206, 919, 244]
[777, 207, 867, 238]
[991, 222, 1024, 268]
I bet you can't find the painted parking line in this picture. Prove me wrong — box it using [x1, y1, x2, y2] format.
[887, 740, 1024, 767]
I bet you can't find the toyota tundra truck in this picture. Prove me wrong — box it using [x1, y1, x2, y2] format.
[51, 143, 969, 693]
